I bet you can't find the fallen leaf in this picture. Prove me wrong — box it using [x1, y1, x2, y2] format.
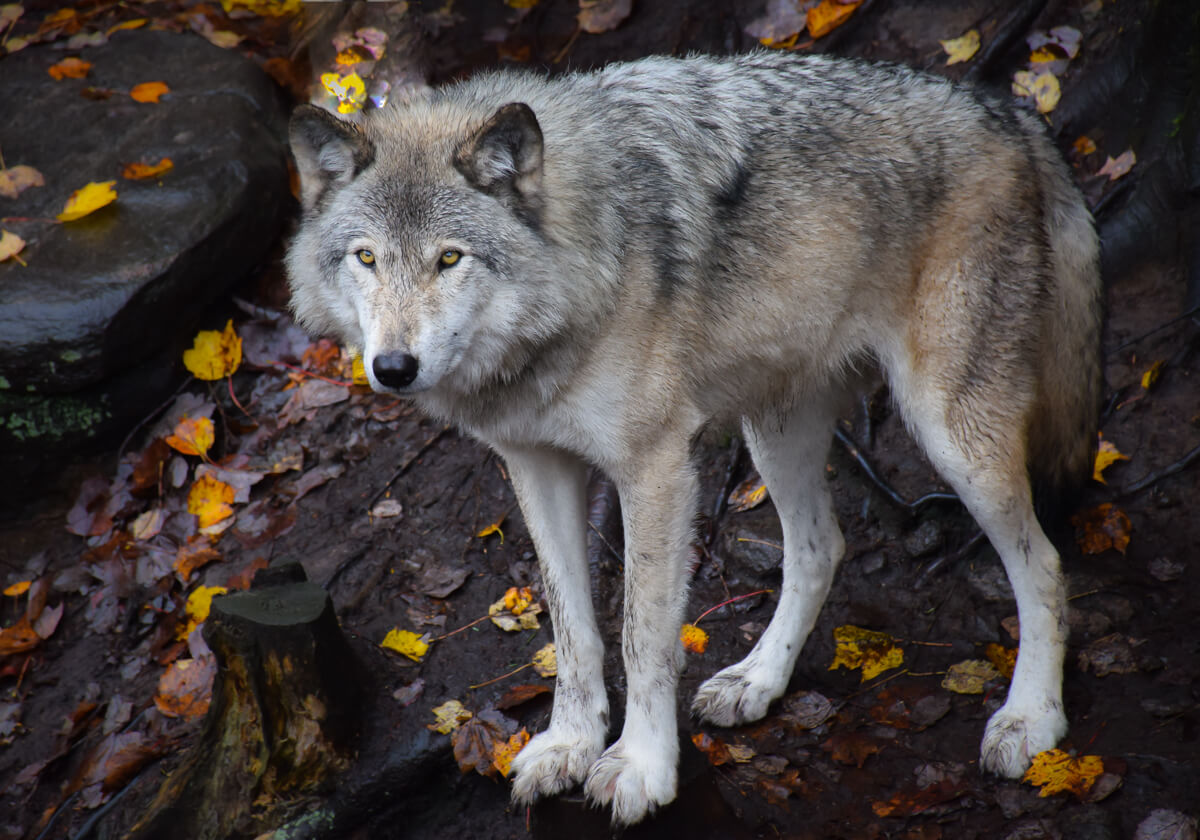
[107, 18, 147, 34]
[0, 164, 44, 198]
[941, 659, 1001, 695]
[187, 474, 235, 529]
[1140, 359, 1165, 390]
[1012, 70, 1061, 114]
[57, 180, 117, 222]
[174, 538, 221, 582]
[1092, 436, 1130, 484]
[129, 507, 166, 541]
[1077, 633, 1140, 676]
[154, 656, 216, 718]
[48, 56, 91, 80]
[351, 354, 369, 385]
[428, 699, 473, 734]
[489, 587, 542, 631]
[1022, 748, 1105, 798]
[829, 624, 904, 681]
[745, 0, 806, 46]
[823, 731, 883, 768]
[1134, 809, 1198, 840]
[692, 731, 733, 766]
[493, 728, 530, 777]
[3, 580, 31, 597]
[130, 81, 169, 103]
[985, 643, 1017, 680]
[68, 730, 164, 794]
[504, 586, 533, 615]
[0, 616, 41, 656]
[477, 515, 506, 542]
[1071, 503, 1132, 555]
[165, 416, 214, 457]
[220, 0, 302, 17]
[452, 709, 517, 776]
[680, 622, 709, 654]
[370, 499, 403, 518]
[178, 585, 227, 640]
[940, 29, 980, 65]
[868, 685, 950, 730]
[495, 683, 551, 710]
[122, 157, 174, 180]
[531, 643, 557, 677]
[727, 475, 769, 513]
[183, 319, 242, 380]
[779, 690, 835, 730]
[320, 70, 366, 114]
[204, 29, 242, 49]
[807, 0, 860, 39]
[1074, 136, 1098, 156]
[0, 230, 25, 264]
[577, 0, 632, 34]
[1097, 149, 1136, 181]
[381, 628, 429, 662]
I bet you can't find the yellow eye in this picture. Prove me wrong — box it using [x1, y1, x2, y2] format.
[356, 249, 375, 267]
[438, 249, 462, 268]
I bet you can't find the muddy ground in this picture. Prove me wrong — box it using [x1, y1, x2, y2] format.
[2, 1, 1199, 839]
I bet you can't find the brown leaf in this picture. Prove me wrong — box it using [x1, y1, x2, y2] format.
[0, 616, 41, 657]
[577, 0, 632, 34]
[1077, 633, 1141, 676]
[727, 474, 769, 513]
[691, 731, 733, 766]
[68, 731, 163, 795]
[1071, 503, 1132, 555]
[495, 683, 552, 711]
[173, 538, 221, 582]
[451, 710, 517, 777]
[822, 731, 883, 768]
[154, 655, 216, 719]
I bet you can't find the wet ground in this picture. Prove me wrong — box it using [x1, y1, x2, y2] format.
[2, 1, 1199, 838]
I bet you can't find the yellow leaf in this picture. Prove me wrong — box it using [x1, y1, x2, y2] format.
[220, 0, 301, 17]
[727, 476, 768, 513]
[941, 659, 1000, 694]
[107, 18, 147, 34]
[985, 643, 1017, 680]
[1022, 748, 1105, 798]
[183, 319, 242, 380]
[1092, 436, 1129, 484]
[0, 230, 26, 265]
[351, 354, 369, 386]
[130, 81, 169, 103]
[381, 628, 430, 662]
[477, 515, 506, 542]
[680, 623, 709, 654]
[1012, 70, 1061, 114]
[428, 699, 473, 734]
[531, 642, 557, 677]
[807, 0, 860, 39]
[940, 29, 980, 65]
[122, 157, 174, 180]
[506, 0, 538, 7]
[3, 580, 32, 597]
[489, 588, 542, 631]
[47, 56, 91, 80]
[320, 71, 367, 114]
[57, 180, 117, 222]
[187, 474, 235, 529]
[178, 584, 227, 639]
[165, 415, 214, 457]
[828, 624, 904, 682]
[1140, 359, 1164, 390]
[493, 728, 530, 777]
[1030, 45, 1061, 63]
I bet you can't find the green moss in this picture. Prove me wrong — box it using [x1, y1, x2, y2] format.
[0, 392, 111, 442]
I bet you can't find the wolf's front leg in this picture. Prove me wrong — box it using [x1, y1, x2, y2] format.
[499, 445, 609, 804]
[583, 444, 697, 825]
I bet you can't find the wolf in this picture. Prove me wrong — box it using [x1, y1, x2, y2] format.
[285, 51, 1102, 825]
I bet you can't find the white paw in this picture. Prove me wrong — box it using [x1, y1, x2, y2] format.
[583, 735, 679, 825]
[691, 661, 783, 727]
[980, 701, 1068, 778]
[509, 725, 606, 804]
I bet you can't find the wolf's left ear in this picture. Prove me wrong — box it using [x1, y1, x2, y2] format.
[454, 102, 543, 204]
[290, 104, 375, 210]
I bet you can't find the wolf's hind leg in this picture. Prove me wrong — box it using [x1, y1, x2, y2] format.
[692, 404, 845, 727]
[500, 445, 609, 804]
[899, 396, 1068, 778]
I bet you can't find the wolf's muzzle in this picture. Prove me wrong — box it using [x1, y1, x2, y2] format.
[373, 352, 419, 389]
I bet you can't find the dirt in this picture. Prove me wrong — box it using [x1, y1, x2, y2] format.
[2, 2, 1199, 839]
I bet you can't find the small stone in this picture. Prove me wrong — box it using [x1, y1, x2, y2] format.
[1147, 556, 1185, 582]
[903, 519, 944, 558]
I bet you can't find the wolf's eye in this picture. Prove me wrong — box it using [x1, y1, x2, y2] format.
[356, 249, 375, 267]
[438, 249, 462, 268]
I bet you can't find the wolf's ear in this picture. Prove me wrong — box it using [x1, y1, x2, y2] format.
[289, 104, 374, 210]
[454, 102, 543, 203]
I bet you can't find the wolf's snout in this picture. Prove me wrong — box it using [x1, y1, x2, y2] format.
[373, 352, 419, 388]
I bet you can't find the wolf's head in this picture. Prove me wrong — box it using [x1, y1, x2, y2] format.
[285, 98, 558, 398]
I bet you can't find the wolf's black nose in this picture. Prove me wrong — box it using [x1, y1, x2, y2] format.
[373, 352, 419, 388]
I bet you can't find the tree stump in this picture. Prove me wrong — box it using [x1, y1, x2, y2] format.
[126, 565, 366, 840]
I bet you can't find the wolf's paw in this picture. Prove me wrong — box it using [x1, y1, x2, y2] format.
[691, 662, 783, 727]
[980, 701, 1068, 778]
[583, 736, 679, 825]
[509, 726, 606, 804]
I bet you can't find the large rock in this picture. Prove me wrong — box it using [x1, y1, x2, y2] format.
[0, 29, 291, 457]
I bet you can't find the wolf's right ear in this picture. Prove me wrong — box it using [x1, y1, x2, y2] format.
[454, 102, 543, 205]
[289, 104, 374, 210]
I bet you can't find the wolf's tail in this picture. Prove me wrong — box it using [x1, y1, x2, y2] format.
[1026, 125, 1104, 501]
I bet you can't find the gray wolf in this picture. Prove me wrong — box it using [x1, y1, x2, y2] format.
[285, 51, 1102, 825]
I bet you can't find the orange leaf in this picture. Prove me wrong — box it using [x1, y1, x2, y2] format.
[187, 474, 235, 529]
[493, 728, 531, 777]
[1092, 435, 1129, 484]
[154, 656, 216, 718]
[985, 643, 1017, 680]
[0, 615, 41, 656]
[130, 81, 169, 103]
[680, 623, 709, 654]
[48, 56, 91, 80]
[1022, 748, 1105, 798]
[3, 580, 32, 597]
[692, 731, 732, 766]
[1071, 503, 1132, 555]
[122, 157, 174, 180]
[807, 0, 860, 39]
[165, 416, 214, 457]
[174, 539, 221, 582]
[829, 624, 904, 681]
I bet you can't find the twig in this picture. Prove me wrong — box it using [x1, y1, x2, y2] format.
[1115, 441, 1200, 497]
[834, 428, 959, 512]
[367, 425, 451, 511]
[735, 536, 783, 552]
[842, 668, 910, 702]
[551, 26, 580, 64]
[914, 529, 987, 588]
[117, 375, 195, 461]
[693, 589, 774, 625]
[227, 375, 254, 423]
[1108, 303, 1200, 355]
[261, 358, 356, 387]
[587, 519, 623, 565]
[469, 661, 532, 690]
[432, 614, 491, 642]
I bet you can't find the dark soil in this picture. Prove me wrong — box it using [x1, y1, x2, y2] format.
[2, 2, 1198, 839]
